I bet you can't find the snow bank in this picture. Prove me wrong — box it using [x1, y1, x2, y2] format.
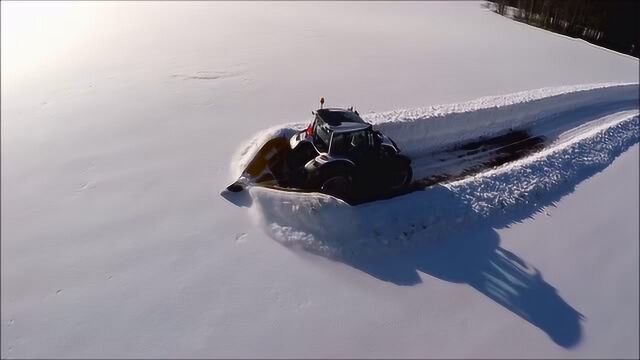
[451, 110, 639, 222]
[367, 83, 637, 156]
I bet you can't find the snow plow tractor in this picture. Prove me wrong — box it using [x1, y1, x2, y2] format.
[225, 101, 413, 203]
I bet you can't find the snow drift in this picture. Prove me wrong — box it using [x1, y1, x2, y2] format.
[228, 83, 639, 258]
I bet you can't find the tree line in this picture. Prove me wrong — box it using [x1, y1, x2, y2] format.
[489, 0, 639, 57]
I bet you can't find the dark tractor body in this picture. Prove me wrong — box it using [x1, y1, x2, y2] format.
[287, 108, 412, 200]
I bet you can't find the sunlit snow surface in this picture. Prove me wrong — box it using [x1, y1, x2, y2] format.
[2, 1, 639, 358]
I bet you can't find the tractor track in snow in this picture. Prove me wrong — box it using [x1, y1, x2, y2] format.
[408, 105, 639, 189]
[228, 83, 639, 205]
[256, 107, 638, 204]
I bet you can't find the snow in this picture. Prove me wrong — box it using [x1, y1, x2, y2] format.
[2, 1, 639, 358]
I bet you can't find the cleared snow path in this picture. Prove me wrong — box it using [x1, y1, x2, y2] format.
[410, 104, 639, 182]
[233, 83, 638, 181]
[231, 83, 638, 195]
[247, 111, 638, 253]
[226, 83, 639, 258]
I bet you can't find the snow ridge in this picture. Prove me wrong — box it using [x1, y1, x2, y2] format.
[450, 111, 639, 223]
[366, 83, 637, 156]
